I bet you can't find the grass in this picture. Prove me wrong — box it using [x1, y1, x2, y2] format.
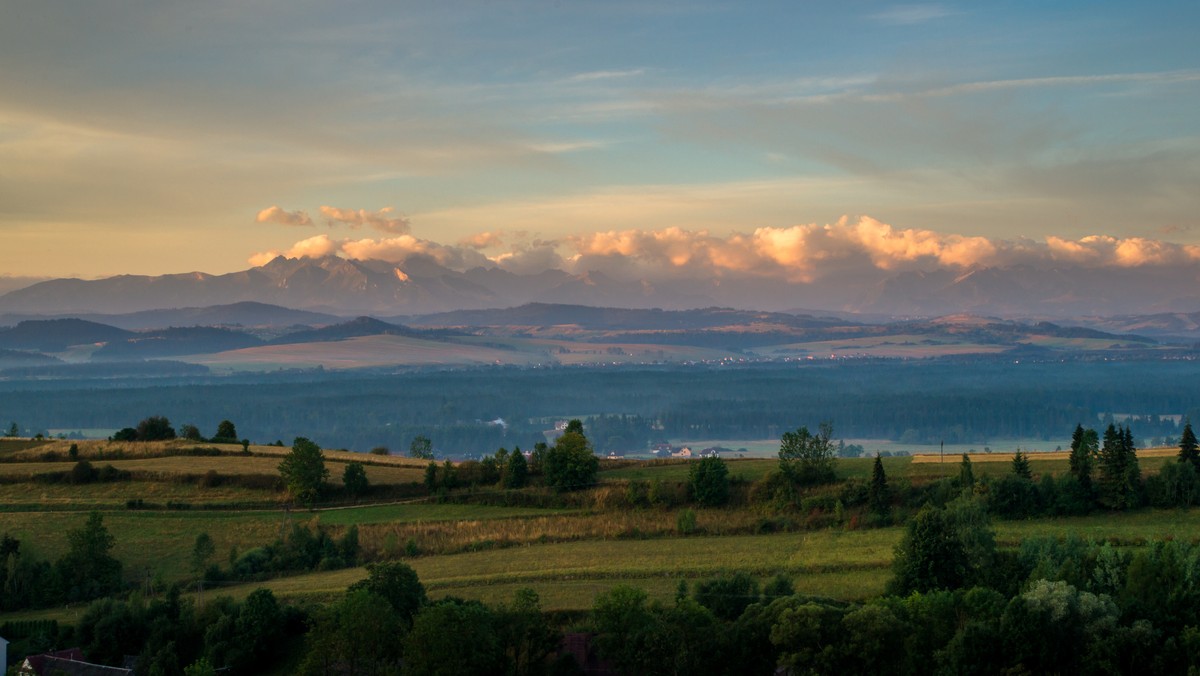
[11, 505, 1200, 625]
[0, 480, 274, 509]
[0, 453, 427, 485]
[312, 503, 576, 526]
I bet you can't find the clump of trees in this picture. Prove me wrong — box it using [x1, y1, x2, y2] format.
[0, 512, 123, 610]
[112, 415, 177, 442]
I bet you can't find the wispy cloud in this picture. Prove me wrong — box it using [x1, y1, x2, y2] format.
[869, 4, 954, 25]
[566, 68, 646, 82]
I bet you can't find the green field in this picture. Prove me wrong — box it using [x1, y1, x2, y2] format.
[5, 442, 1200, 628]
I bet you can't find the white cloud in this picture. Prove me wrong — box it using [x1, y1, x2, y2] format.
[249, 216, 1200, 282]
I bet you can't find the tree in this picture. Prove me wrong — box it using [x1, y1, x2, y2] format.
[409, 435, 434, 460]
[300, 588, 402, 676]
[58, 511, 122, 601]
[347, 560, 427, 627]
[342, 461, 369, 498]
[959, 453, 975, 490]
[496, 588, 560, 676]
[424, 461, 439, 491]
[1011, 450, 1032, 479]
[136, 415, 176, 441]
[404, 599, 503, 676]
[6, 422, 17, 437]
[542, 419, 598, 491]
[191, 532, 215, 576]
[689, 456, 730, 506]
[1179, 421, 1199, 471]
[888, 499, 995, 595]
[868, 454, 891, 520]
[693, 571, 759, 621]
[278, 437, 328, 507]
[1069, 424, 1098, 492]
[1098, 424, 1140, 510]
[179, 423, 202, 441]
[503, 447, 529, 489]
[214, 420, 237, 442]
[778, 421, 836, 486]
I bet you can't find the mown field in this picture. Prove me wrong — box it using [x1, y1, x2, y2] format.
[2, 436, 1197, 626]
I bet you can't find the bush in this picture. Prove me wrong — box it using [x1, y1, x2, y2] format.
[676, 509, 698, 535]
[689, 456, 730, 507]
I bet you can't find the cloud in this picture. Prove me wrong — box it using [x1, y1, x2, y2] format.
[566, 69, 646, 83]
[319, 206, 411, 234]
[255, 205, 313, 227]
[459, 231, 506, 249]
[248, 232, 489, 270]
[869, 4, 953, 25]
[249, 216, 1200, 286]
[1045, 235, 1200, 267]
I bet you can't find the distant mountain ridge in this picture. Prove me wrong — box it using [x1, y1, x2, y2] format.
[1, 255, 1199, 320]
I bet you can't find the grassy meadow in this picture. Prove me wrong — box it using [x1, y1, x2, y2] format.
[3, 435, 1199, 626]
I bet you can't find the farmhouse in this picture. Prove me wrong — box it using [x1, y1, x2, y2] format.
[17, 648, 133, 676]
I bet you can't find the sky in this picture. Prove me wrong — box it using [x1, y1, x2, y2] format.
[1, 1, 1198, 283]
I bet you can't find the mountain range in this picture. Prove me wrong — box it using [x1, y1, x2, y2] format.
[1, 255, 1199, 318]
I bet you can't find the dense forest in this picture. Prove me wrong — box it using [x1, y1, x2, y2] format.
[0, 358, 1197, 454]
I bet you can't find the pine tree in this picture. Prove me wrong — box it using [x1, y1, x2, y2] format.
[959, 453, 975, 490]
[1011, 450, 1032, 480]
[1121, 425, 1141, 506]
[1179, 421, 1199, 470]
[868, 454, 891, 520]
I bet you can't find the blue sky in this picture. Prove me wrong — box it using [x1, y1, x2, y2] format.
[1, 1, 1197, 280]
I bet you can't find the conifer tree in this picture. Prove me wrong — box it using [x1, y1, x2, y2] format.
[1121, 425, 1141, 506]
[1099, 424, 1140, 510]
[1068, 424, 1096, 491]
[869, 454, 891, 520]
[1011, 450, 1032, 480]
[1179, 421, 1199, 470]
[959, 453, 975, 490]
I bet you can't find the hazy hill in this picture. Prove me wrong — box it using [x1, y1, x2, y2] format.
[0, 348, 61, 369]
[0, 318, 135, 352]
[0, 302, 341, 332]
[405, 303, 849, 332]
[93, 326, 265, 359]
[270, 316, 430, 345]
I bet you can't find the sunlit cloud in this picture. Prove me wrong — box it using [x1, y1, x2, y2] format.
[319, 206, 410, 234]
[459, 231, 506, 249]
[250, 217, 1200, 287]
[255, 205, 313, 227]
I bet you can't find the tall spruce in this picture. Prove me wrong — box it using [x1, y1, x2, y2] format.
[1068, 423, 1096, 492]
[1099, 424, 1141, 510]
[1179, 421, 1199, 471]
[1011, 450, 1032, 480]
[1122, 425, 1141, 506]
[869, 454, 892, 520]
